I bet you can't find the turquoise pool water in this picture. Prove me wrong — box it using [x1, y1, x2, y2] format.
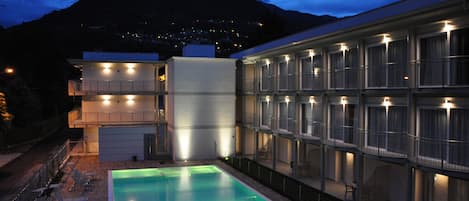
[111, 165, 267, 201]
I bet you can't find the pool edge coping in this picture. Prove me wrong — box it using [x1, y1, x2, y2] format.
[108, 170, 114, 201]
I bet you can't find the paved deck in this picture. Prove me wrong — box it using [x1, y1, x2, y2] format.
[58, 156, 290, 201]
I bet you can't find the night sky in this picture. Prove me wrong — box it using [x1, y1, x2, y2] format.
[0, 0, 398, 28]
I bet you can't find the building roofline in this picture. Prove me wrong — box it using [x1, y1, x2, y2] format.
[230, 0, 452, 60]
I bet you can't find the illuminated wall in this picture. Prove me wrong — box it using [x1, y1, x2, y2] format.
[167, 57, 236, 160]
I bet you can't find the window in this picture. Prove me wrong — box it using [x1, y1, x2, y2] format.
[261, 101, 272, 127]
[261, 64, 272, 91]
[418, 108, 469, 166]
[419, 27, 469, 87]
[301, 55, 323, 90]
[367, 106, 407, 154]
[301, 103, 321, 137]
[367, 40, 408, 88]
[279, 102, 294, 132]
[279, 60, 295, 90]
[330, 104, 356, 144]
[330, 48, 358, 89]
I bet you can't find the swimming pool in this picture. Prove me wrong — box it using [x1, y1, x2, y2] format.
[109, 165, 268, 201]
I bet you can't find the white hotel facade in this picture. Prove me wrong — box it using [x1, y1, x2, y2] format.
[232, 0, 469, 200]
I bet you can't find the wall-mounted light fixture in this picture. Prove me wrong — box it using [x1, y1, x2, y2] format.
[265, 59, 270, 65]
[443, 21, 455, 33]
[126, 95, 135, 105]
[285, 96, 290, 103]
[126, 63, 136, 74]
[382, 97, 391, 112]
[442, 98, 454, 110]
[285, 55, 290, 62]
[102, 95, 111, 105]
[309, 96, 316, 104]
[340, 44, 348, 52]
[265, 96, 271, 103]
[309, 50, 315, 58]
[382, 34, 391, 44]
[103, 63, 111, 74]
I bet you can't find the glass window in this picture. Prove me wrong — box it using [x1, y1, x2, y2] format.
[388, 40, 408, 87]
[301, 58, 312, 89]
[367, 106, 407, 153]
[449, 28, 469, 86]
[420, 34, 447, 86]
[261, 64, 272, 91]
[367, 45, 387, 87]
[330, 104, 356, 143]
[261, 101, 271, 127]
[330, 52, 344, 88]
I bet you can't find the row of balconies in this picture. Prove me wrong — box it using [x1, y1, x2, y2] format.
[68, 108, 166, 128]
[68, 80, 166, 96]
[241, 57, 469, 93]
[241, 115, 469, 173]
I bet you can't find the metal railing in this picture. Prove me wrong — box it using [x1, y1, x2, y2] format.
[278, 118, 295, 133]
[417, 57, 469, 87]
[301, 73, 324, 90]
[69, 110, 163, 127]
[68, 80, 165, 95]
[413, 136, 469, 172]
[298, 120, 323, 138]
[363, 130, 408, 158]
[222, 157, 341, 201]
[329, 67, 359, 89]
[260, 76, 274, 92]
[10, 140, 73, 201]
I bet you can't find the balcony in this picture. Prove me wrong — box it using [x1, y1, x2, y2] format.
[298, 120, 323, 139]
[278, 117, 295, 134]
[301, 73, 323, 90]
[68, 108, 165, 128]
[328, 125, 358, 148]
[260, 76, 273, 92]
[363, 130, 408, 158]
[413, 136, 469, 173]
[418, 57, 469, 88]
[68, 80, 165, 96]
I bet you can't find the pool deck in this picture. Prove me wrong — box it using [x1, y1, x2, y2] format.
[59, 156, 290, 201]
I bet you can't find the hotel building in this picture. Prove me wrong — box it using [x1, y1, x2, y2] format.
[232, 0, 469, 200]
[68, 49, 236, 162]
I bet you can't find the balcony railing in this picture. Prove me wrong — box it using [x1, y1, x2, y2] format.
[301, 73, 323, 90]
[68, 80, 165, 95]
[278, 118, 295, 133]
[299, 120, 322, 139]
[261, 76, 274, 92]
[329, 67, 359, 89]
[328, 125, 358, 147]
[413, 136, 469, 172]
[418, 57, 469, 87]
[68, 109, 165, 128]
[364, 130, 408, 158]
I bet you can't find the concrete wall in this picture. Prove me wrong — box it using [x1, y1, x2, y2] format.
[99, 126, 156, 161]
[82, 62, 155, 81]
[167, 57, 236, 160]
[84, 127, 99, 153]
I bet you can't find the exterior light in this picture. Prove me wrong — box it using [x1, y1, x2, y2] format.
[103, 63, 111, 74]
[285, 96, 290, 103]
[126, 63, 136, 74]
[309, 50, 315, 57]
[285, 55, 290, 62]
[184, 160, 187, 163]
[403, 76, 409, 80]
[443, 21, 454, 33]
[126, 95, 135, 105]
[309, 96, 316, 104]
[340, 96, 348, 105]
[265, 59, 270, 65]
[382, 97, 391, 112]
[265, 96, 271, 103]
[382, 35, 391, 44]
[102, 95, 111, 105]
[4, 67, 14, 75]
[442, 98, 454, 110]
[340, 44, 348, 52]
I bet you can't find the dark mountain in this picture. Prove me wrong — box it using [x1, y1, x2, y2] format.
[0, 0, 336, 146]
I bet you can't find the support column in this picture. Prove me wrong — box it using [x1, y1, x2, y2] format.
[408, 164, 414, 201]
[255, 129, 259, 160]
[291, 139, 298, 176]
[320, 144, 326, 191]
[272, 134, 277, 170]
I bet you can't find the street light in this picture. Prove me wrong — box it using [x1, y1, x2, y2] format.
[4, 67, 14, 75]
